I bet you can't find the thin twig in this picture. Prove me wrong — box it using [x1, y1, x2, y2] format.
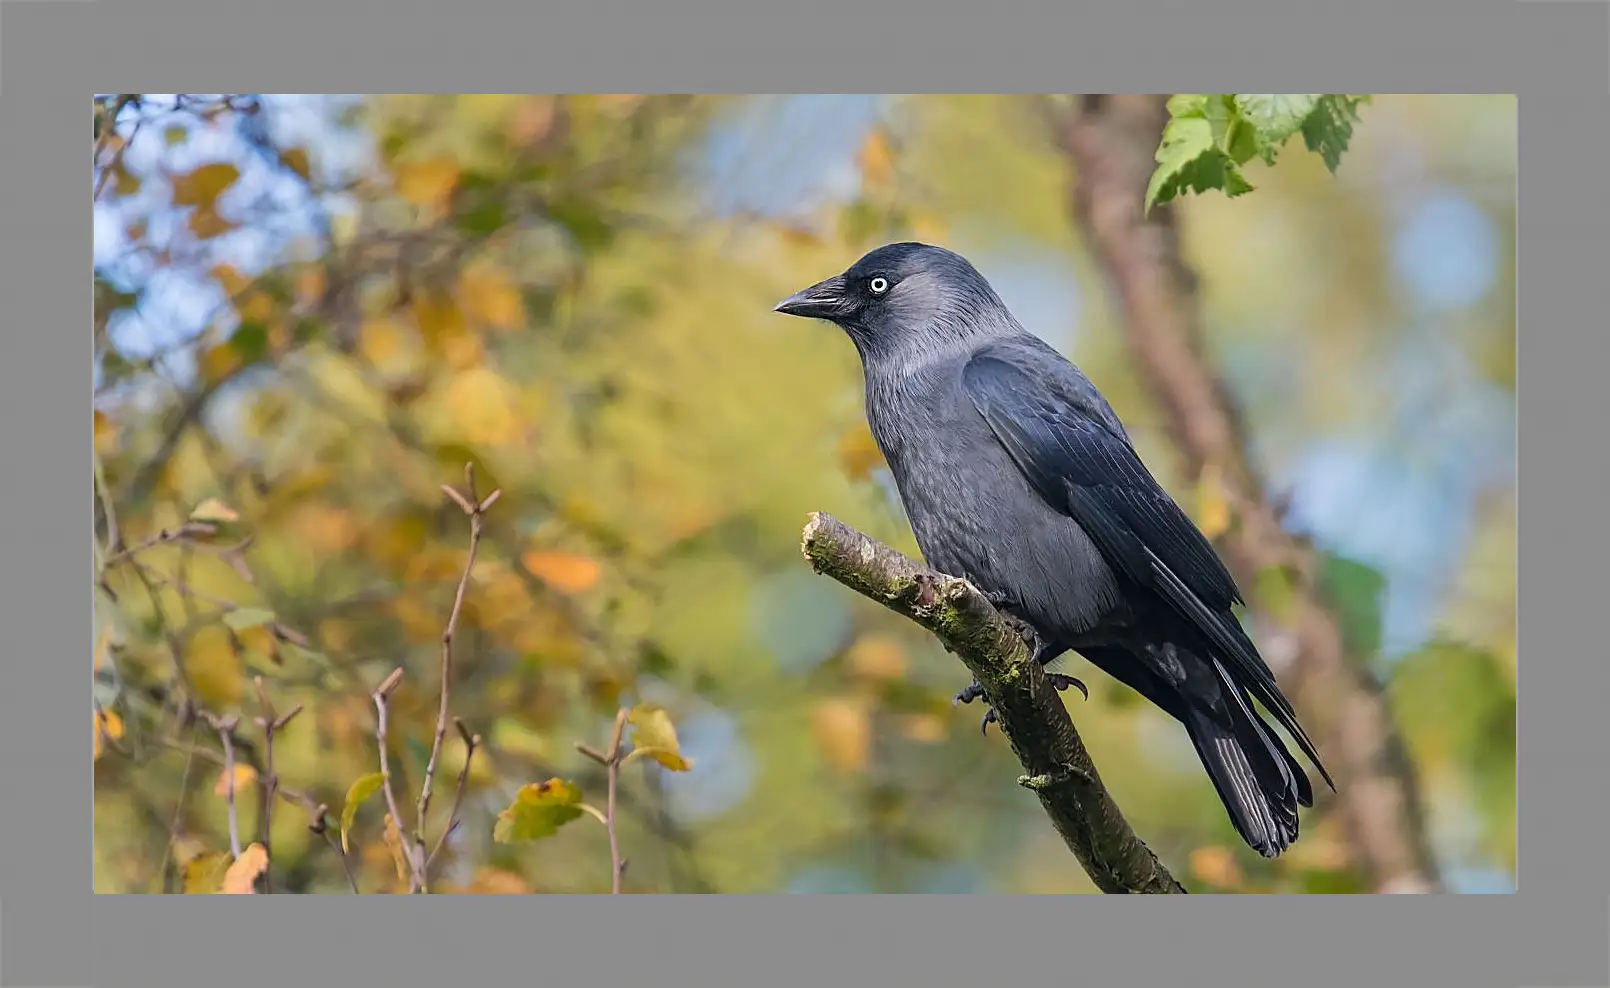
[252, 677, 302, 894]
[415, 464, 499, 888]
[605, 708, 629, 894]
[93, 95, 138, 202]
[426, 718, 480, 868]
[101, 522, 218, 569]
[203, 713, 243, 859]
[150, 722, 199, 893]
[371, 667, 424, 893]
[307, 803, 362, 893]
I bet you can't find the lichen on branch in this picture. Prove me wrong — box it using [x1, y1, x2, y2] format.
[800, 511, 1185, 894]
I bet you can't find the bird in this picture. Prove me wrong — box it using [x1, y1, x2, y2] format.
[774, 241, 1334, 858]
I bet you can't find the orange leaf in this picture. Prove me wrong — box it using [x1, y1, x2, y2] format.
[220, 843, 269, 894]
[522, 550, 602, 595]
[188, 204, 236, 240]
[213, 763, 258, 796]
[93, 409, 118, 455]
[812, 697, 870, 773]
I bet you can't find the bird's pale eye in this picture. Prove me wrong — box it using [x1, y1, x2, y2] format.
[868, 277, 889, 294]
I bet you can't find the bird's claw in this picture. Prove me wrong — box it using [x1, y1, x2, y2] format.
[1048, 673, 1089, 701]
[953, 681, 985, 707]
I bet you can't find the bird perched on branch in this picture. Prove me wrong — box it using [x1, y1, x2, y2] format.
[775, 242, 1333, 858]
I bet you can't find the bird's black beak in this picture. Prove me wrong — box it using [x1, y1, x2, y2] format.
[774, 275, 851, 321]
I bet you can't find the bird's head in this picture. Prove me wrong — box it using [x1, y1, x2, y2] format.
[774, 242, 1012, 362]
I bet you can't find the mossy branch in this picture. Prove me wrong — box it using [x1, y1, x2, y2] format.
[800, 511, 1186, 894]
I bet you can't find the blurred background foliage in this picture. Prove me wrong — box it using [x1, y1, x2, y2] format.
[92, 94, 1515, 894]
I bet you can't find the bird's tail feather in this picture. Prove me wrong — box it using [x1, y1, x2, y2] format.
[1184, 664, 1309, 858]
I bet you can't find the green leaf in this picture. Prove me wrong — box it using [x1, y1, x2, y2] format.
[493, 778, 585, 843]
[1301, 95, 1370, 173]
[340, 772, 386, 852]
[1234, 95, 1320, 153]
[163, 125, 188, 148]
[222, 608, 275, 632]
[1145, 97, 1256, 213]
[230, 321, 270, 363]
[1317, 552, 1387, 657]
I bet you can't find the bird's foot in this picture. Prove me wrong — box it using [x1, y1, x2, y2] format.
[953, 681, 985, 707]
[1048, 672, 1089, 701]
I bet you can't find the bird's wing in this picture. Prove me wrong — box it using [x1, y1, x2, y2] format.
[962, 347, 1327, 779]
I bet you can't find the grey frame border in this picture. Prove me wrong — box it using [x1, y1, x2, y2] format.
[17, 0, 1596, 986]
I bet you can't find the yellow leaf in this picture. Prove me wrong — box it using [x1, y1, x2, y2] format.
[198, 342, 244, 385]
[340, 772, 386, 852]
[220, 843, 269, 894]
[444, 367, 521, 446]
[182, 851, 231, 894]
[394, 155, 460, 214]
[858, 129, 896, 186]
[188, 204, 236, 240]
[1196, 463, 1232, 540]
[493, 778, 585, 843]
[846, 635, 908, 683]
[93, 409, 118, 455]
[627, 705, 694, 772]
[172, 162, 242, 209]
[93, 708, 124, 761]
[812, 697, 870, 773]
[211, 264, 250, 297]
[213, 763, 257, 797]
[185, 624, 243, 709]
[413, 290, 470, 344]
[458, 261, 525, 332]
[190, 497, 239, 523]
[381, 813, 410, 883]
[1189, 845, 1244, 888]
[358, 316, 423, 377]
[837, 423, 886, 481]
[522, 550, 601, 595]
[280, 146, 312, 181]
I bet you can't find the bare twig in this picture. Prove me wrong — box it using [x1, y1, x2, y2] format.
[150, 722, 199, 893]
[1052, 93, 1439, 893]
[251, 677, 302, 894]
[605, 708, 629, 894]
[93, 95, 138, 202]
[415, 464, 499, 889]
[306, 803, 362, 893]
[371, 667, 425, 893]
[801, 512, 1185, 894]
[101, 522, 218, 569]
[426, 718, 480, 868]
[202, 713, 243, 859]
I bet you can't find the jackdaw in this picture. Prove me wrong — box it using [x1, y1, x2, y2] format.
[776, 242, 1333, 857]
